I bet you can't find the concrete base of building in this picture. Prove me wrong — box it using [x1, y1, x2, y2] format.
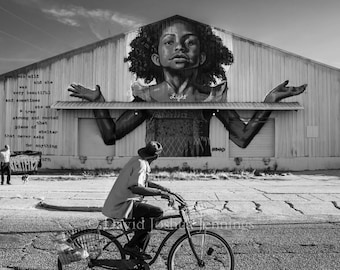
[38, 156, 340, 171]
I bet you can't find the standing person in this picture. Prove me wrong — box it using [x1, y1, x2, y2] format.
[68, 16, 307, 152]
[0, 145, 11, 185]
[102, 141, 174, 259]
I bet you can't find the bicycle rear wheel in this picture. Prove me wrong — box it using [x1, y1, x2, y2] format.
[167, 230, 234, 270]
[57, 229, 125, 270]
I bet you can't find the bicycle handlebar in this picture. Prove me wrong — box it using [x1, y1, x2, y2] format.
[169, 192, 187, 208]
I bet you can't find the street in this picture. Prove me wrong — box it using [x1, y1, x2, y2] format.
[1, 172, 340, 269]
[0, 209, 339, 270]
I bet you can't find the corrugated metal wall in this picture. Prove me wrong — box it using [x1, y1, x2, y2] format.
[0, 33, 137, 159]
[0, 25, 339, 169]
[229, 35, 340, 159]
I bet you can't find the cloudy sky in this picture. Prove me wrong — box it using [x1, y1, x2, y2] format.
[0, 0, 339, 74]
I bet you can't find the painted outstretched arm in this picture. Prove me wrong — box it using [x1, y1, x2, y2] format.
[68, 84, 148, 145]
[216, 80, 307, 148]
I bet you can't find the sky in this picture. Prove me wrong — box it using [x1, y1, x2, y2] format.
[0, 0, 339, 75]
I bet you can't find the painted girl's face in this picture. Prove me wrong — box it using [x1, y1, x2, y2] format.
[152, 20, 206, 70]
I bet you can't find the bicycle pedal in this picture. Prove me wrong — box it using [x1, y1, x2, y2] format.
[126, 253, 151, 261]
[124, 247, 152, 260]
[118, 259, 150, 270]
[132, 260, 150, 270]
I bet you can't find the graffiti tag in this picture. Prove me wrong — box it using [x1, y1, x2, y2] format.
[212, 147, 226, 152]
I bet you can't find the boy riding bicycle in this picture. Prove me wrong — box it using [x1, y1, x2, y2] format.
[102, 141, 174, 260]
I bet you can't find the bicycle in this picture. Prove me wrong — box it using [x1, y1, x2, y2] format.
[56, 192, 234, 270]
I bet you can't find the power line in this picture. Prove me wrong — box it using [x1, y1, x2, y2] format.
[0, 4, 74, 50]
[0, 29, 55, 55]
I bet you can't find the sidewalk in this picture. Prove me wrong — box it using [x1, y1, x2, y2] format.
[1, 170, 340, 224]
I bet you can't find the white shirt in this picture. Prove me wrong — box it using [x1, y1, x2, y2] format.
[0, 149, 10, 163]
[102, 156, 150, 219]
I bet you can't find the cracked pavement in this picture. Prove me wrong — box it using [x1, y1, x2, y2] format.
[0, 170, 339, 224]
[0, 171, 340, 269]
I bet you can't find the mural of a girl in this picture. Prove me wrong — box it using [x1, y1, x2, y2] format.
[68, 16, 307, 156]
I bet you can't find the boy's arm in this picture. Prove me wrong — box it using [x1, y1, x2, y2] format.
[129, 184, 175, 206]
[129, 162, 173, 201]
[129, 185, 166, 196]
[148, 181, 171, 193]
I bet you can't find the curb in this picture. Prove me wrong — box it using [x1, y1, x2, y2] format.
[37, 201, 102, 212]
[34, 202, 340, 225]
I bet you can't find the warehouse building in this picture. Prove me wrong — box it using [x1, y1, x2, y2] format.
[0, 15, 339, 171]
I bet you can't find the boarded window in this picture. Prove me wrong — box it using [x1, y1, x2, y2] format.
[154, 118, 194, 157]
[229, 119, 275, 158]
[146, 110, 211, 157]
[78, 118, 115, 157]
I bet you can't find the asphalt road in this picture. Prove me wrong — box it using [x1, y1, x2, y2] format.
[0, 209, 339, 270]
[1, 171, 340, 269]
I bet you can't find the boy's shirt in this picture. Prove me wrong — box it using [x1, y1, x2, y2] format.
[102, 156, 150, 219]
[0, 149, 10, 163]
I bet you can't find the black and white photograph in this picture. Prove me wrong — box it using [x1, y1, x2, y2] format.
[0, 0, 339, 269]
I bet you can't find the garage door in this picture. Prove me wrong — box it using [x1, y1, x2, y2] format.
[229, 119, 275, 158]
[78, 118, 115, 157]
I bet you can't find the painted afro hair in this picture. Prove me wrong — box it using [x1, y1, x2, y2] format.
[124, 15, 233, 85]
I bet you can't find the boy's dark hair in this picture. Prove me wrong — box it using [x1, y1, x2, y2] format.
[124, 15, 233, 85]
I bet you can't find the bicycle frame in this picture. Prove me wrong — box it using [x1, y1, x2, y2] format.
[103, 195, 204, 267]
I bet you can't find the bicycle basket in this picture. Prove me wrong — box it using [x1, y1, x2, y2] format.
[188, 208, 205, 224]
[55, 224, 103, 265]
[58, 248, 89, 265]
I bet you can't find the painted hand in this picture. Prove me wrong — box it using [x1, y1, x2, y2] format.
[265, 80, 307, 102]
[68, 84, 102, 102]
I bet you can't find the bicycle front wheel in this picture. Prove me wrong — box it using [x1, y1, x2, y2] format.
[57, 229, 125, 270]
[167, 230, 234, 270]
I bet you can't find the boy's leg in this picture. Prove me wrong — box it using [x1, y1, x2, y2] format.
[127, 202, 163, 249]
[6, 164, 11, 184]
[1, 163, 4, 185]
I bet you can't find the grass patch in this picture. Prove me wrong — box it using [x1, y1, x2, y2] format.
[31, 167, 289, 181]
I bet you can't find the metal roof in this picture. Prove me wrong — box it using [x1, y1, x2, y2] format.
[51, 101, 303, 111]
